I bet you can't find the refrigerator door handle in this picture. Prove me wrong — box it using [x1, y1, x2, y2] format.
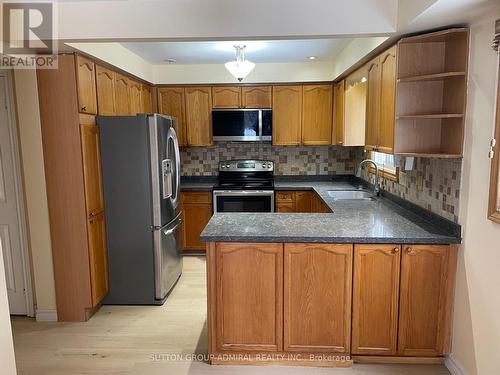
[163, 218, 182, 236]
[162, 159, 173, 199]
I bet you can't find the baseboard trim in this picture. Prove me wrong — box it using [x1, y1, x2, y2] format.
[445, 355, 468, 375]
[35, 309, 58, 322]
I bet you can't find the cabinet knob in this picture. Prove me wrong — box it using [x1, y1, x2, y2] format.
[81, 106, 86, 111]
[392, 247, 399, 254]
[406, 247, 414, 254]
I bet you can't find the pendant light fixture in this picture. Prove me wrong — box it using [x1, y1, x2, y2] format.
[224, 45, 255, 81]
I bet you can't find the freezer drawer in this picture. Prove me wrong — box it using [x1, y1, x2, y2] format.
[154, 213, 183, 300]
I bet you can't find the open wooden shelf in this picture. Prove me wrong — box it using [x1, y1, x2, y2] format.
[397, 71, 466, 83]
[395, 152, 463, 159]
[397, 114, 464, 120]
[393, 28, 468, 158]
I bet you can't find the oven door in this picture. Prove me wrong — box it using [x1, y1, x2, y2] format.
[213, 190, 275, 213]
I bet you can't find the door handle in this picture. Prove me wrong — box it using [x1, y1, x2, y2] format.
[163, 219, 182, 236]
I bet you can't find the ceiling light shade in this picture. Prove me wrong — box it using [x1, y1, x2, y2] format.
[225, 45, 255, 81]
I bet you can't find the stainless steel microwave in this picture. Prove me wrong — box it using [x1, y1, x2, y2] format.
[212, 109, 272, 142]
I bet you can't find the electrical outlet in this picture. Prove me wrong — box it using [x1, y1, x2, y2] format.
[399, 171, 407, 186]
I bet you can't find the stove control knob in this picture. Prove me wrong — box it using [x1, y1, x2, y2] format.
[262, 164, 266, 168]
[226, 164, 230, 169]
[221, 165, 225, 168]
[267, 163, 272, 168]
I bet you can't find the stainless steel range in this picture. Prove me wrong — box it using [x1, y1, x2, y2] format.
[213, 160, 274, 213]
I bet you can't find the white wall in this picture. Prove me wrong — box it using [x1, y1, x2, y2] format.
[56, 0, 397, 40]
[13, 70, 57, 321]
[331, 37, 388, 79]
[450, 9, 500, 375]
[66, 43, 154, 83]
[0, 244, 17, 374]
[152, 61, 336, 84]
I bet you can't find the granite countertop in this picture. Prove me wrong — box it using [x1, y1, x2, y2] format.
[180, 176, 217, 191]
[200, 179, 461, 244]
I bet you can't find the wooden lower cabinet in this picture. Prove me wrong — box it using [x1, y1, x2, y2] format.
[398, 245, 457, 356]
[181, 192, 212, 252]
[211, 242, 283, 352]
[87, 211, 109, 307]
[275, 190, 331, 213]
[352, 244, 401, 355]
[284, 244, 352, 353]
[207, 241, 457, 366]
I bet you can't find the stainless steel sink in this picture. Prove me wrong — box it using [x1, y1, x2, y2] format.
[326, 190, 375, 201]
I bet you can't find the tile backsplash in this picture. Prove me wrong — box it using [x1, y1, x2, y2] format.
[359, 153, 462, 223]
[180, 143, 363, 176]
[180, 143, 462, 222]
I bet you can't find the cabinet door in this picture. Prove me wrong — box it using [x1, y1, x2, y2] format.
[95, 65, 116, 115]
[272, 86, 302, 145]
[241, 86, 272, 108]
[302, 85, 333, 145]
[157, 87, 188, 147]
[80, 123, 104, 216]
[75, 55, 97, 114]
[378, 46, 397, 153]
[142, 84, 153, 113]
[334, 80, 345, 145]
[284, 243, 352, 353]
[87, 211, 109, 307]
[365, 57, 381, 151]
[128, 79, 143, 115]
[185, 87, 213, 146]
[295, 191, 312, 212]
[276, 202, 295, 212]
[215, 242, 283, 352]
[212, 86, 241, 108]
[181, 192, 212, 251]
[114, 73, 130, 115]
[352, 244, 400, 355]
[399, 245, 455, 356]
[311, 194, 330, 213]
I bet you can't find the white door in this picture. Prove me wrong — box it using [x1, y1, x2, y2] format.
[0, 74, 28, 315]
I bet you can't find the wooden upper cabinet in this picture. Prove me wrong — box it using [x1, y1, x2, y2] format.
[114, 73, 130, 115]
[352, 244, 401, 355]
[212, 86, 241, 108]
[215, 242, 283, 352]
[398, 245, 456, 356]
[80, 122, 104, 217]
[75, 55, 97, 115]
[128, 79, 143, 115]
[272, 85, 302, 145]
[378, 46, 397, 153]
[142, 84, 153, 113]
[87, 211, 108, 307]
[241, 86, 272, 108]
[158, 87, 188, 147]
[334, 80, 345, 145]
[365, 57, 381, 151]
[284, 243, 352, 353]
[185, 87, 213, 146]
[302, 85, 333, 145]
[95, 65, 116, 116]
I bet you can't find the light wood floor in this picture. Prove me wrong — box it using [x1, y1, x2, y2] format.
[11, 256, 451, 375]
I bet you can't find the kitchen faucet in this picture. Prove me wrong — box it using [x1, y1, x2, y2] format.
[356, 159, 380, 196]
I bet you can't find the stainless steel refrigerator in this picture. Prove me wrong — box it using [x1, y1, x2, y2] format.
[97, 114, 182, 305]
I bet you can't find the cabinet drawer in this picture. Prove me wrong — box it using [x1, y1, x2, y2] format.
[182, 191, 212, 204]
[276, 202, 295, 212]
[275, 191, 295, 202]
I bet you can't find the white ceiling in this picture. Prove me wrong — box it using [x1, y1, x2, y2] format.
[120, 39, 353, 65]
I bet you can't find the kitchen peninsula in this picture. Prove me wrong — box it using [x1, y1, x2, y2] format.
[200, 179, 460, 367]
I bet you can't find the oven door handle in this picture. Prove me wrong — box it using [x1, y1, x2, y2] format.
[213, 190, 275, 196]
[212, 190, 275, 213]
